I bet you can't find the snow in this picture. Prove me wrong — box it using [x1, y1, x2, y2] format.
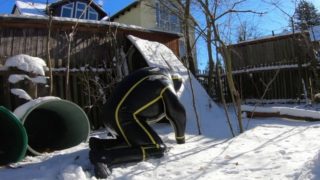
[52, 67, 109, 73]
[242, 105, 320, 119]
[1, 37, 320, 180]
[8, 74, 47, 84]
[5, 54, 47, 76]
[15, 1, 47, 16]
[10, 88, 32, 101]
[101, 16, 110, 21]
[1, 106, 320, 180]
[231, 63, 311, 74]
[0, 15, 179, 37]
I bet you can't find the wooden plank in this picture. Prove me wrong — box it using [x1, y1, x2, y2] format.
[25, 29, 32, 55]
[2, 73, 12, 109]
[58, 75, 64, 99]
[8, 28, 14, 57]
[72, 74, 79, 103]
[0, 28, 5, 63]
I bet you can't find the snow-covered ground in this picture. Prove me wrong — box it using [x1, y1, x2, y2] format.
[1, 104, 320, 180]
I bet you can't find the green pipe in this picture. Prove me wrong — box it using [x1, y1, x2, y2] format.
[0, 106, 28, 165]
[18, 99, 90, 156]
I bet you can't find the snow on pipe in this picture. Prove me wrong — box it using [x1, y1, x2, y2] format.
[0, 106, 28, 165]
[14, 98, 90, 156]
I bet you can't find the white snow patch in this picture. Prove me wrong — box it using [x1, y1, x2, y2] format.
[15, 0, 47, 16]
[8, 74, 27, 84]
[8, 74, 47, 84]
[10, 88, 32, 100]
[242, 105, 320, 119]
[5, 54, 47, 76]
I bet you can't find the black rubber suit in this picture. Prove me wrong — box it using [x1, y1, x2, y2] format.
[89, 67, 186, 178]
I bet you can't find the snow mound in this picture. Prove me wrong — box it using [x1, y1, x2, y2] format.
[127, 35, 232, 138]
[10, 88, 32, 100]
[8, 74, 47, 84]
[5, 54, 47, 76]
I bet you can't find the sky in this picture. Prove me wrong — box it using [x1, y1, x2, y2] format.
[0, 0, 320, 70]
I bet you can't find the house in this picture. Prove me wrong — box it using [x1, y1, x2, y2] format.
[12, 0, 108, 20]
[110, 0, 197, 70]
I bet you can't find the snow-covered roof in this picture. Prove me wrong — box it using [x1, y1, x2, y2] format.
[0, 15, 181, 37]
[13, 0, 107, 18]
[110, 1, 140, 21]
[230, 30, 304, 47]
[14, 0, 47, 16]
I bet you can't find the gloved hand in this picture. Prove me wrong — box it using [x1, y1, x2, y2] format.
[93, 162, 111, 179]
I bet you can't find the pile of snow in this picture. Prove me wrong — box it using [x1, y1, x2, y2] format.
[127, 35, 233, 138]
[10, 89, 32, 101]
[5, 54, 48, 100]
[5, 54, 47, 76]
[8, 74, 47, 84]
[242, 105, 320, 120]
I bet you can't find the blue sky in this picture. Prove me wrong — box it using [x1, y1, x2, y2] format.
[0, 0, 319, 70]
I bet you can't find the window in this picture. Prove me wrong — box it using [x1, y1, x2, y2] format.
[60, 2, 99, 20]
[75, 2, 86, 19]
[88, 7, 98, 20]
[155, 1, 181, 33]
[61, 3, 74, 18]
[179, 39, 186, 58]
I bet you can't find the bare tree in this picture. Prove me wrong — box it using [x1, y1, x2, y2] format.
[46, 7, 53, 95]
[267, 0, 320, 102]
[196, 0, 264, 133]
[65, 0, 94, 100]
[236, 21, 261, 42]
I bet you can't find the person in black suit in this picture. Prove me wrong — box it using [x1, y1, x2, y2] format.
[89, 67, 186, 178]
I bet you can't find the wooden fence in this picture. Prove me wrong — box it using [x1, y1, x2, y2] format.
[197, 62, 320, 104]
[228, 32, 316, 70]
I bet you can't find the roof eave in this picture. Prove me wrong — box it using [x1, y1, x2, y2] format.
[110, 1, 140, 21]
